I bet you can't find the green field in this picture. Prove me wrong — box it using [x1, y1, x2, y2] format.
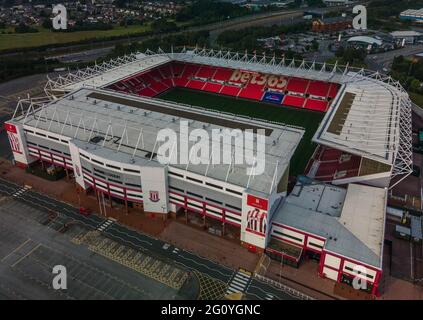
[158, 88, 324, 176]
[410, 92, 423, 109]
[0, 25, 151, 51]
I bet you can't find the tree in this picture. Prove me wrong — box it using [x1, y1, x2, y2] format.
[42, 18, 52, 30]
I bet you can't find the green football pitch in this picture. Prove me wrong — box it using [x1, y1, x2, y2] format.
[158, 87, 324, 177]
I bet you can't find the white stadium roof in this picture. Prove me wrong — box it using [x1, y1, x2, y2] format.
[273, 179, 387, 268]
[12, 88, 303, 196]
[41, 48, 413, 184]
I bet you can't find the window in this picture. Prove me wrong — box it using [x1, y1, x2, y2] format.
[36, 132, 46, 137]
[205, 197, 222, 205]
[51, 149, 62, 154]
[226, 215, 241, 223]
[344, 266, 374, 280]
[187, 191, 202, 199]
[108, 178, 122, 185]
[187, 176, 203, 184]
[273, 230, 303, 243]
[94, 167, 105, 174]
[226, 188, 242, 196]
[123, 168, 140, 174]
[92, 159, 104, 166]
[169, 171, 184, 178]
[169, 186, 184, 193]
[125, 182, 141, 188]
[48, 136, 59, 141]
[187, 201, 203, 209]
[206, 182, 223, 189]
[127, 193, 142, 198]
[106, 164, 121, 170]
[94, 173, 106, 180]
[308, 242, 323, 249]
[226, 204, 241, 212]
[80, 153, 90, 160]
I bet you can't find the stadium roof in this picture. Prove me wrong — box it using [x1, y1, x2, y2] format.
[42, 48, 413, 183]
[272, 178, 386, 268]
[347, 36, 383, 46]
[11, 88, 304, 196]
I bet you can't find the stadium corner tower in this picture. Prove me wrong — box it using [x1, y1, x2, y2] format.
[6, 49, 412, 270]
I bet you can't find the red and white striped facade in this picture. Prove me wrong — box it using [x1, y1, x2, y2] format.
[270, 220, 382, 296]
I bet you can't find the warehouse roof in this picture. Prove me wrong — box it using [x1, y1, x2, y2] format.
[272, 179, 387, 268]
[347, 36, 383, 46]
[11, 88, 304, 195]
[390, 30, 422, 37]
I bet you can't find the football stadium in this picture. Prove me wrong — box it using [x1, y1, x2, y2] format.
[6, 48, 413, 296]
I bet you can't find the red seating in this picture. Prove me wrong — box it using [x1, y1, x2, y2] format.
[328, 84, 339, 99]
[213, 68, 234, 82]
[138, 87, 157, 97]
[220, 85, 242, 97]
[107, 61, 337, 114]
[171, 63, 186, 78]
[203, 82, 223, 93]
[173, 77, 190, 87]
[320, 148, 342, 162]
[287, 78, 309, 94]
[315, 162, 337, 179]
[158, 64, 173, 79]
[186, 80, 206, 90]
[304, 99, 329, 112]
[282, 95, 306, 108]
[196, 66, 216, 79]
[338, 156, 361, 171]
[307, 81, 331, 97]
[161, 78, 174, 88]
[238, 83, 265, 100]
[149, 81, 168, 94]
[181, 64, 200, 79]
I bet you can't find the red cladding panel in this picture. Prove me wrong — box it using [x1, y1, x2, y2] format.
[247, 194, 268, 210]
[4, 123, 17, 133]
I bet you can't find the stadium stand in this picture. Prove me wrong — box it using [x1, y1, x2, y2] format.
[305, 146, 362, 182]
[307, 80, 331, 98]
[220, 84, 242, 96]
[213, 67, 234, 82]
[203, 82, 223, 93]
[107, 62, 340, 113]
[304, 99, 329, 112]
[286, 78, 309, 94]
[238, 83, 266, 100]
[282, 95, 306, 108]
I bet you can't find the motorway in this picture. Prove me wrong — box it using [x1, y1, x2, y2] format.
[365, 44, 423, 73]
[0, 177, 305, 300]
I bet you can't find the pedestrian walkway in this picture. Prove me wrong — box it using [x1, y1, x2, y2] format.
[226, 269, 252, 294]
[97, 219, 114, 232]
[12, 186, 30, 198]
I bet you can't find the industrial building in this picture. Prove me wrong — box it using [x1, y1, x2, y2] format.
[400, 8, 423, 24]
[390, 30, 423, 45]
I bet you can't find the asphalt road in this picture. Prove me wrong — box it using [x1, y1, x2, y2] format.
[0, 177, 303, 300]
[365, 44, 423, 73]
